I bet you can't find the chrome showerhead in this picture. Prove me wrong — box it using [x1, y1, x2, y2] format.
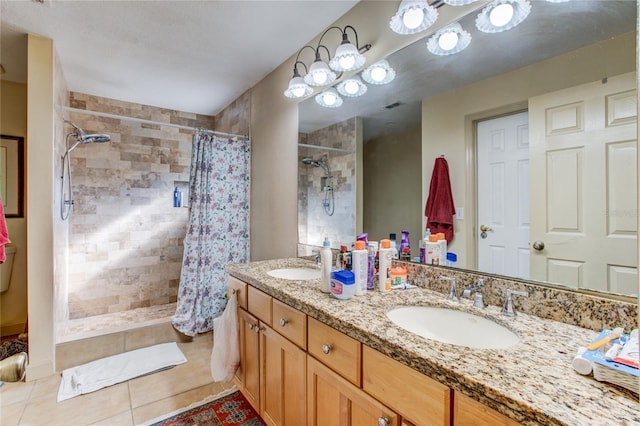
[301, 156, 330, 177]
[64, 120, 111, 153]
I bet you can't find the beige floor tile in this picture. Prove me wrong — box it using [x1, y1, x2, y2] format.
[128, 335, 213, 408]
[19, 382, 130, 426]
[88, 409, 133, 426]
[0, 381, 34, 406]
[131, 381, 234, 425]
[30, 373, 63, 400]
[0, 400, 26, 426]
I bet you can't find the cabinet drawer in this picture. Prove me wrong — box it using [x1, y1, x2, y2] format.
[308, 317, 361, 386]
[363, 345, 451, 426]
[272, 299, 307, 350]
[248, 285, 272, 325]
[228, 276, 248, 310]
[454, 391, 521, 426]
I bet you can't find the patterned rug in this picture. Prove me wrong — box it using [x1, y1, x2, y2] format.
[145, 388, 264, 426]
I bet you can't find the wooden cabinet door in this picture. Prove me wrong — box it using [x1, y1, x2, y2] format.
[307, 355, 398, 426]
[235, 307, 261, 413]
[454, 392, 521, 426]
[260, 323, 306, 426]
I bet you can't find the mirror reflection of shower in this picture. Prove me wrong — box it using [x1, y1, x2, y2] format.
[60, 121, 111, 220]
[301, 154, 334, 216]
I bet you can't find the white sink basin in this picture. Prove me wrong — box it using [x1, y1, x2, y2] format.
[267, 268, 321, 280]
[386, 306, 520, 349]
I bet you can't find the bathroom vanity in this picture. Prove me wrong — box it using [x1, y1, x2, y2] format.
[226, 258, 639, 425]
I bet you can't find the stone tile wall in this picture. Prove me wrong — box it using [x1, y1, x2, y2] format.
[63, 93, 215, 319]
[298, 118, 357, 248]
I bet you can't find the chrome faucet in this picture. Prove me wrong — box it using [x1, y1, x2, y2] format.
[311, 249, 321, 266]
[501, 289, 529, 317]
[462, 278, 485, 308]
[440, 276, 458, 302]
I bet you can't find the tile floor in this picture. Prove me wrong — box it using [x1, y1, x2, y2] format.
[0, 332, 234, 426]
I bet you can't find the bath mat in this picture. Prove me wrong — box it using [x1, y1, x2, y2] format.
[139, 386, 264, 426]
[57, 342, 187, 402]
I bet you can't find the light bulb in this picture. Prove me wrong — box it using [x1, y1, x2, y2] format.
[370, 67, 387, 82]
[338, 56, 356, 71]
[438, 31, 459, 51]
[489, 3, 514, 27]
[292, 87, 306, 98]
[323, 93, 337, 106]
[402, 7, 424, 29]
[344, 80, 359, 95]
[312, 71, 328, 85]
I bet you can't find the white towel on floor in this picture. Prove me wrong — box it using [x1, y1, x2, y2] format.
[57, 342, 187, 402]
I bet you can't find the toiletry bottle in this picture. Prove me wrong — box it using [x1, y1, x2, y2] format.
[399, 230, 411, 259]
[426, 235, 440, 265]
[446, 252, 457, 268]
[436, 232, 447, 264]
[320, 237, 332, 293]
[400, 246, 411, 262]
[352, 240, 368, 296]
[173, 187, 181, 207]
[378, 239, 392, 293]
[367, 241, 378, 291]
[389, 233, 399, 260]
[419, 229, 431, 264]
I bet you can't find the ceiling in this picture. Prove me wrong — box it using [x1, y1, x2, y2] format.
[298, 0, 637, 142]
[0, 0, 358, 116]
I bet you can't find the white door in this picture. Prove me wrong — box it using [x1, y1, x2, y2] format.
[477, 111, 530, 279]
[529, 72, 637, 294]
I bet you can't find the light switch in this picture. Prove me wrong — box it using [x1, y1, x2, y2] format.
[455, 207, 464, 220]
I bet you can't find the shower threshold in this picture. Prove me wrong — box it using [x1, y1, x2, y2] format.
[56, 303, 177, 344]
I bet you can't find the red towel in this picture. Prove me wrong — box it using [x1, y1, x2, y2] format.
[424, 157, 455, 243]
[0, 194, 10, 263]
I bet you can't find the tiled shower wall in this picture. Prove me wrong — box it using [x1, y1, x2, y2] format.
[298, 118, 356, 248]
[64, 92, 216, 320]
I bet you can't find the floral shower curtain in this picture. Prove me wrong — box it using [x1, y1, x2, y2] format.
[172, 133, 250, 336]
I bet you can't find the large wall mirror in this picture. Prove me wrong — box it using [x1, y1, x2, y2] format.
[298, 0, 637, 301]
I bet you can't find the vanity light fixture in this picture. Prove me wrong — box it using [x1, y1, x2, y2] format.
[427, 22, 471, 56]
[476, 0, 531, 33]
[315, 88, 343, 108]
[390, 0, 438, 35]
[361, 60, 396, 85]
[304, 46, 338, 87]
[337, 75, 368, 97]
[284, 49, 314, 99]
[329, 25, 367, 72]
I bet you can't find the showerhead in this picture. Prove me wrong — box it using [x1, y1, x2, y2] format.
[301, 157, 330, 177]
[64, 120, 111, 153]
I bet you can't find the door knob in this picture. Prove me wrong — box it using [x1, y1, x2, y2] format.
[480, 224, 492, 232]
[532, 241, 545, 251]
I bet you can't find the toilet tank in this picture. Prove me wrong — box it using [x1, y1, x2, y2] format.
[1, 246, 16, 293]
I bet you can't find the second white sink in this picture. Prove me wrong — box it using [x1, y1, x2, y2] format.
[387, 306, 520, 349]
[267, 268, 321, 280]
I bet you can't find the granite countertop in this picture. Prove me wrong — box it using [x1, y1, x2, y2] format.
[226, 257, 639, 426]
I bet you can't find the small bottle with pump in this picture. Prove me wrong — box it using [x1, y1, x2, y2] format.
[320, 237, 332, 293]
[389, 233, 399, 260]
[352, 240, 368, 296]
[378, 239, 392, 293]
[419, 228, 431, 263]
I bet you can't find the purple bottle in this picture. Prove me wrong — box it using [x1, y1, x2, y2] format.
[399, 230, 411, 259]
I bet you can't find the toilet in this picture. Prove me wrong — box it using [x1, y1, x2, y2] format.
[1, 246, 16, 294]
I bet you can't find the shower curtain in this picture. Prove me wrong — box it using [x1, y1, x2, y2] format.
[172, 133, 250, 336]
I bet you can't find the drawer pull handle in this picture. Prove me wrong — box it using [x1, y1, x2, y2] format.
[322, 344, 332, 354]
[248, 323, 254, 330]
[279, 318, 288, 327]
[377, 417, 390, 426]
[254, 325, 261, 333]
